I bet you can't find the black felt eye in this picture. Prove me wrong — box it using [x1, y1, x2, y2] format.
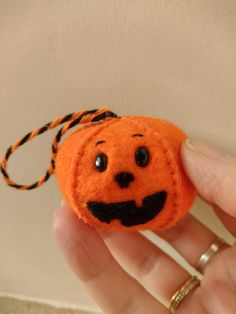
[95, 153, 108, 172]
[135, 146, 149, 167]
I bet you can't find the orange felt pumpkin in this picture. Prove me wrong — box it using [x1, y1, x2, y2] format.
[55, 115, 196, 231]
[1, 108, 196, 231]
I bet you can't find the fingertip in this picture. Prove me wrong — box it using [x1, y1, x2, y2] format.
[181, 138, 236, 217]
[53, 199, 83, 232]
[52, 204, 90, 253]
[181, 138, 227, 160]
[61, 199, 70, 208]
[53, 203, 72, 234]
[180, 138, 224, 187]
[182, 138, 198, 153]
[53, 199, 71, 224]
[180, 139, 207, 190]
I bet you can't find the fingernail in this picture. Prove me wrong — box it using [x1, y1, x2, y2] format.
[61, 199, 70, 208]
[185, 138, 227, 159]
[54, 200, 69, 218]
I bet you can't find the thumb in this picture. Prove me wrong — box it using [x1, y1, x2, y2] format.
[181, 139, 236, 217]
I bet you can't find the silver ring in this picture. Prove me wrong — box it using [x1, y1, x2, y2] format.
[196, 238, 226, 273]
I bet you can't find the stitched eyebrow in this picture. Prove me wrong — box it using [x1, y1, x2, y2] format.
[132, 133, 144, 137]
[96, 140, 106, 146]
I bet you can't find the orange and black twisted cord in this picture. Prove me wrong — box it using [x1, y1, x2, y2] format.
[0, 108, 119, 190]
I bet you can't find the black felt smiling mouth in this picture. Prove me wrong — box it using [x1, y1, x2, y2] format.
[87, 191, 167, 227]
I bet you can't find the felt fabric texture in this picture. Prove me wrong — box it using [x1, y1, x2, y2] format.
[55, 116, 196, 231]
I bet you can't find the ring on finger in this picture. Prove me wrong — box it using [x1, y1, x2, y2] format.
[169, 276, 200, 313]
[195, 237, 227, 273]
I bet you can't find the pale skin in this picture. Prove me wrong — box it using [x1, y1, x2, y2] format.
[53, 139, 236, 314]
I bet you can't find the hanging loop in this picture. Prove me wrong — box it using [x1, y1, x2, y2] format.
[0, 108, 119, 190]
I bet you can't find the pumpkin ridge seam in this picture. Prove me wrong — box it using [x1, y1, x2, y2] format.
[125, 117, 181, 229]
[70, 119, 120, 223]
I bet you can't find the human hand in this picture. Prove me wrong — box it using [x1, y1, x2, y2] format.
[53, 139, 236, 314]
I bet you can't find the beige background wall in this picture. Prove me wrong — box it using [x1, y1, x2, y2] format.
[0, 0, 236, 312]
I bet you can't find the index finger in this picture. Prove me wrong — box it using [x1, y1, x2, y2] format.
[53, 205, 168, 314]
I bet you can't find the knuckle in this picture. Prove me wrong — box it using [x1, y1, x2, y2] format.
[136, 250, 159, 280]
[115, 291, 139, 314]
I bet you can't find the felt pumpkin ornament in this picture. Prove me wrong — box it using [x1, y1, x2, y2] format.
[1, 108, 196, 231]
